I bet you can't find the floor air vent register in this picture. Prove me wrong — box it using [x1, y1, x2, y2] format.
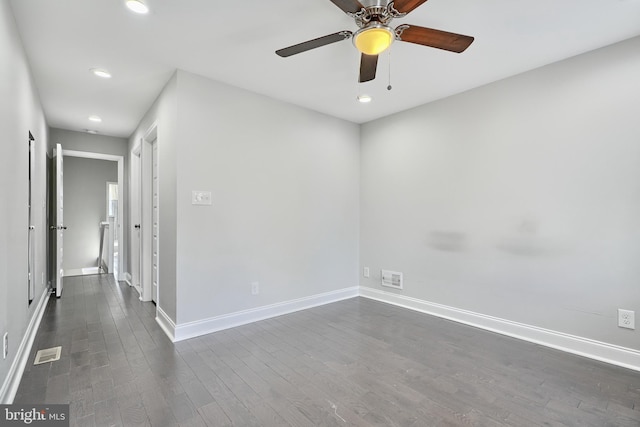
[34, 346, 62, 365]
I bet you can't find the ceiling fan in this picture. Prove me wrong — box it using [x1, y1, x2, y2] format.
[276, 0, 474, 83]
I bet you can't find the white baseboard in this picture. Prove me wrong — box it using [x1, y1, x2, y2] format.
[62, 268, 81, 277]
[122, 273, 145, 300]
[0, 288, 51, 403]
[156, 306, 176, 342]
[123, 272, 133, 287]
[359, 286, 640, 372]
[169, 286, 359, 342]
[62, 268, 102, 277]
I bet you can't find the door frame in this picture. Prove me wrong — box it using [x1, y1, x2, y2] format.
[28, 132, 35, 304]
[53, 144, 64, 297]
[132, 121, 158, 303]
[139, 122, 158, 303]
[130, 143, 142, 297]
[105, 181, 118, 274]
[62, 149, 125, 280]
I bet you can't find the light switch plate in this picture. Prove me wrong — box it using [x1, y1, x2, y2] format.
[192, 190, 212, 206]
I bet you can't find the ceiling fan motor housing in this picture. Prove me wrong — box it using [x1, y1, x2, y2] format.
[351, 2, 406, 28]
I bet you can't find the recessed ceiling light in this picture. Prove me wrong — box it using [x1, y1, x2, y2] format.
[84, 129, 99, 134]
[88, 115, 102, 123]
[357, 94, 372, 103]
[126, 0, 149, 14]
[90, 68, 111, 79]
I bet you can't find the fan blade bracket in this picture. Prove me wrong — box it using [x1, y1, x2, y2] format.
[387, 1, 408, 19]
[347, 7, 370, 22]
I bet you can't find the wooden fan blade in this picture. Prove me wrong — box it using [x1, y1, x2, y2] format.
[329, 0, 366, 14]
[390, 0, 429, 14]
[276, 31, 352, 57]
[396, 25, 474, 53]
[359, 54, 378, 83]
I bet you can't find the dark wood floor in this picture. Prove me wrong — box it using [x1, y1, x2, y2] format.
[14, 275, 640, 426]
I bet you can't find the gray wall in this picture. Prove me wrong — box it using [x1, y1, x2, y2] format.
[129, 73, 178, 320]
[128, 70, 360, 326]
[63, 157, 117, 271]
[360, 36, 640, 351]
[175, 71, 360, 324]
[0, 1, 49, 401]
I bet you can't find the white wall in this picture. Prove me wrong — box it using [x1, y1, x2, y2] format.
[175, 71, 360, 325]
[62, 157, 117, 271]
[0, 1, 49, 402]
[360, 36, 640, 351]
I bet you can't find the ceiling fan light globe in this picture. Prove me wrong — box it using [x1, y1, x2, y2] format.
[353, 25, 394, 55]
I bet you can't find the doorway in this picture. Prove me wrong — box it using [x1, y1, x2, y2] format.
[130, 144, 142, 296]
[28, 132, 35, 304]
[56, 150, 124, 281]
[131, 123, 158, 304]
[106, 181, 119, 274]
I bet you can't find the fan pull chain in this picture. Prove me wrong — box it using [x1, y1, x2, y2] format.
[387, 48, 392, 91]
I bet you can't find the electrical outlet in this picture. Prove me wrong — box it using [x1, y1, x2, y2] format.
[251, 282, 259, 295]
[363, 267, 370, 278]
[3, 333, 8, 359]
[618, 309, 635, 330]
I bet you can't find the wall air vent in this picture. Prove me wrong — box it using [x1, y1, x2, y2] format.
[381, 269, 403, 290]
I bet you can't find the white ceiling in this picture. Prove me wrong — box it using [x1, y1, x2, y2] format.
[10, 0, 640, 138]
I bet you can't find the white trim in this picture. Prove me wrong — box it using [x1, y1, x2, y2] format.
[168, 286, 359, 342]
[123, 272, 133, 287]
[62, 268, 101, 277]
[359, 286, 640, 372]
[139, 124, 158, 303]
[61, 150, 120, 162]
[156, 306, 176, 342]
[143, 120, 158, 142]
[129, 146, 141, 299]
[62, 269, 81, 277]
[0, 288, 50, 403]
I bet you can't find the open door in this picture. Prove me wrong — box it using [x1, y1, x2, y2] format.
[28, 132, 35, 304]
[152, 140, 158, 303]
[53, 143, 65, 298]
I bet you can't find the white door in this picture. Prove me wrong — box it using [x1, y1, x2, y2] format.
[53, 144, 65, 298]
[152, 141, 158, 303]
[28, 133, 35, 304]
[131, 146, 142, 294]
